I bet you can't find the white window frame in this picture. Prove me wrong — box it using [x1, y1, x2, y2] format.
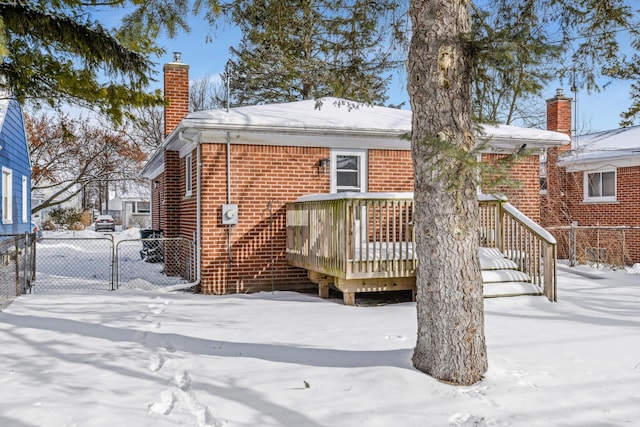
[185, 153, 193, 197]
[584, 169, 616, 202]
[133, 201, 150, 214]
[22, 175, 27, 223]
[2, 167, 12, 224]
[330, 149, 367, 194]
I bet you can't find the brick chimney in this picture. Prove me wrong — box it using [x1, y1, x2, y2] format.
[163, 52, 189, 136]
[546, 88, 572, 140]
[542, 88, 573, 227]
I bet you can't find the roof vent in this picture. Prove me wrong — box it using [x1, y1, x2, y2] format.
[173, 52, 182, 63]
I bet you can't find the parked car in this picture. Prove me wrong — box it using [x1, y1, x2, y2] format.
[31, 222, 43, 239]
[95, 215, 116, 232]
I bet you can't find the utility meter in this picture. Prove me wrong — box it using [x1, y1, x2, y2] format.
[221, 204, 238, 225]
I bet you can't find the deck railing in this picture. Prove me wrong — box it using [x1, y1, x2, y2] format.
[286, 193, 415, 280]
[287, 193, 557, 301]
[479, 195, 557, 301]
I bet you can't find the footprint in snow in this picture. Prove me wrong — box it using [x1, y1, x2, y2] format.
[458, 386, 499, 407]
[173, 369, 192, 391]
[148, 304, 165, 315]
[448, 413, 507, 426]
[149, 354, 165, 372]
[148, 390, 176, 416]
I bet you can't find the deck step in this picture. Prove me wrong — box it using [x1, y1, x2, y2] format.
[482, 269, 530, 283]
[483, 281, 543, 298]
[479, 247, 520, 270]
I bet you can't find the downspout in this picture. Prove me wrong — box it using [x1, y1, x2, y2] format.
[226, 76, 234, 263]
[226, 130, 233, 264]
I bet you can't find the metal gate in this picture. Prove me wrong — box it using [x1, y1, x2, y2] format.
[33, 235, 196, 293]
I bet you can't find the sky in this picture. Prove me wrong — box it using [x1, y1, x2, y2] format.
[0, 227, 639, 426]
[144, 13, 637, 136]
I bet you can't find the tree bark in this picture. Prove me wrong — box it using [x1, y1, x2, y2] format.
[408, 0, 488, 385]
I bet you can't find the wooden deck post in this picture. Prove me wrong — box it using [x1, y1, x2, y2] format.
[343, 291, 356, 306]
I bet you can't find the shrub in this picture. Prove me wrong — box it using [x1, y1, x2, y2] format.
[48, 207, 82, 228]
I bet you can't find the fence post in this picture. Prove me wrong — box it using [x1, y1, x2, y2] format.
[569, 224, 576, 267]
[110, 235, 116, 291]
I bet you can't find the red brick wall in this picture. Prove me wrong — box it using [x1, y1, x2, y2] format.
[197, 144, 332, 294]
[564, 167, 640, 225]
[559, 166, 640, 263]
[161, 144, 547, 294]
[481, 154, 542, 222]
[368, 149, 414, 191]
[163, 62, 189, 136]
[162, 150, 181, 237]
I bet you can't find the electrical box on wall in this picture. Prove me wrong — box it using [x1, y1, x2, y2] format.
[221, 204, 238, 225]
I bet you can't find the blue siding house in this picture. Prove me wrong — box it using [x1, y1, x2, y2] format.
[0, 97, 31, 235]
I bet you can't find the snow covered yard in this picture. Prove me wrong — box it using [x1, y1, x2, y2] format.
[0, 267, 639, 426]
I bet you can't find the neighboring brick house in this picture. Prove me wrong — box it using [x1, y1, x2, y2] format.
[141, 56, 570, 295]
[542, 89, 640, 264]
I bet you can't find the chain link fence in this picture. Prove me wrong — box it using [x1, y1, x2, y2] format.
[32, 234, 196, 293]
[0, 233, 36, 310]
[548, 226, 640, 268]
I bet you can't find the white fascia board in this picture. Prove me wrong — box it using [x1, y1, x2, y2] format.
[198, 127, 410, 150]
[559, 152, 640, 172]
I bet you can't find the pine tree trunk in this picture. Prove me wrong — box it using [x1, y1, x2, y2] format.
[408, 0, 488, 385]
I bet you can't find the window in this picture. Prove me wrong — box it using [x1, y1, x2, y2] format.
[331, 150, 367, 193]
[185, 153, 193, 196]
[539, 151, 547, 194]
[2, 167, 12, 223]
[584, 170, 616, 202]
[133, 201, 150, 214]
[22, 176, 27, 223]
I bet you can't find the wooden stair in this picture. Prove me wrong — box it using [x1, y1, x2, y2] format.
[480, 247, 543, 298]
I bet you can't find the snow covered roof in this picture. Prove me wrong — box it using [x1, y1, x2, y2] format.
[183, 98, 568, 145]
[186, 98, 410, 134]
[143, 97, 570, 178]
[558, 126, 640, 170]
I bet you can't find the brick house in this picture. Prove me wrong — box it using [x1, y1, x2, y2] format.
[543, 92, 640, 264]
[141, 56, 570, 294]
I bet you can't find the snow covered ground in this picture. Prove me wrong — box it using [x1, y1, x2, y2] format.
[0, 261, 639, 426]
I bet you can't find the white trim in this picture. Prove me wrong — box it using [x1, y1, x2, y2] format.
[583, 169, 616, 203]
[21, 175, 27, 223]
[330, 149, 367, 193]
[2, 167, 12, 224]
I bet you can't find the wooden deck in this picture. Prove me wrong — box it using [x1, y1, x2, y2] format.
[286, 193, 557, 305]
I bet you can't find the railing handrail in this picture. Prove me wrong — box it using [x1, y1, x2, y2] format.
[479, 198, 557, 302]
[501, 203, 557, 245]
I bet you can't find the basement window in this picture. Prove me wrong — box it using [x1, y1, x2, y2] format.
[584, 169, 616, 202]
